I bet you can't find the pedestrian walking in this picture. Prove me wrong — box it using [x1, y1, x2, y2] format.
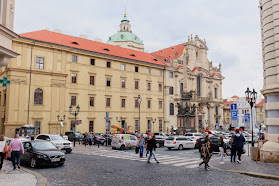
[145, 136, 151, 157]
[147, 136, 159, 164]
[89, 133, 93, 146]
[234, 130, 245, 163]
[199, 139, 210, 170]
[230, 134, 236, 162]
[219, 135, 225, 164]
[0, 135, 8, 170]
[137, 135, 145, 158]
[84, 133, 88, 146]
[9, 134, 24, 169]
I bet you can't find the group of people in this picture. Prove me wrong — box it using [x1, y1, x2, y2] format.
[137, 135, 159, 164]
[83, 133, 94, 146]
[199, 129, 246, 170]
[0, 134, 24, 170]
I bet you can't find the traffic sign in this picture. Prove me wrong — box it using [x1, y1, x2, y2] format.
[216, 123, 219, 127]
[0, 77, 11, 87]
[230, 103, 237, 111]
[244, 113, 250, 123]
[231, 111, 238, 120]
[231, 120, 238, 127]
[106, 112, 109, 123]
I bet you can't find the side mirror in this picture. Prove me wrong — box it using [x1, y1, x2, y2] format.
[47, 138, 51, 141]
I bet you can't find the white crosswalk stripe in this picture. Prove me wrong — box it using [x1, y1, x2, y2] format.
[73, 147, 202, 169]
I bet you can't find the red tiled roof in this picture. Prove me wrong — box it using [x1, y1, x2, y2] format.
[152, 42, 187, 60]
[19, 30, 166, 66]
[256, 99, 264, 107]
[176, 65, 183, 69]
[231, 95, 239, 98]
[224, 101, 234, 107]
[153, 53, 171, 63]
[192, 67, 199, 72]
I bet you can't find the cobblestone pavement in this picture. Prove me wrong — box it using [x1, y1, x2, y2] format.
[24, 145, 279, 186]
[0, 160, 37, 186]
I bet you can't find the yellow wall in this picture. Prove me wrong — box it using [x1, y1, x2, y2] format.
[0, 38, 165, 137]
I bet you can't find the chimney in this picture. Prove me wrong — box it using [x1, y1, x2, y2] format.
[54, 28, 62, 33]
[95, 38, 103, 43]
[79, 34, 88, 39]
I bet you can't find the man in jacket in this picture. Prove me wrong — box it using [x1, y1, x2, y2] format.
[10, 134, 24, 169]
[137, 135, 145, 158]
[147, 136, 159, 164]
[233, 130, 245, 163]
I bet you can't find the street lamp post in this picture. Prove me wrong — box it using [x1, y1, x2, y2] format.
[57, 114, 66, 135]
[69, 105, 80, 147]
[245, 88, 257, 147]
[137, 95, 142, 133]
[151, 118, 156, 134]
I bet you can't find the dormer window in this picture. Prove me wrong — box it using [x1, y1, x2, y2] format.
[71, 42, 79, 45]
[130, 54, 136, 57]
[154, 59, 157, 61]
[103, 48, 110, 51]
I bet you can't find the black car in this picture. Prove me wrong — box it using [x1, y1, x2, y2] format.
[21, 140, 65, 168]
[155, 136, 165, 147]
[65, 131, 84, 141]
[195, 137, 225, 153]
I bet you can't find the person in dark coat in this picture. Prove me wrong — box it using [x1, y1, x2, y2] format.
[147, 136, 159, 164]
[233, 130, 245, 163]
[230, 134, 236, 162]
[84, 133, 88, 146]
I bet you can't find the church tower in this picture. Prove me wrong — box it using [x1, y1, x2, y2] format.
[108, 11, 144, 51]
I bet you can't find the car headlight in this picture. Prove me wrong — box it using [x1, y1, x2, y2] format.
[61, 155, 65, 158]
[37, 155, 48, 158]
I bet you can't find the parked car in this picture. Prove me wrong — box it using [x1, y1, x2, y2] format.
[164, 136, 196, 150]
[21, 140, 65, 168]
[185, 133, 203, 141]
[111, 134, 138, 150]
[35, 134, 73, 153]
[153, 132, 169, 139]
[195, 137, 228, 153]
[65, 131, 84, 141]
[154, 136, 165, 147]
[93, 135, 105, 145]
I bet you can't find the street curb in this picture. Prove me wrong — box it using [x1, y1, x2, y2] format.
[225, 170, 279, 181]
[22, 167, 48, 186]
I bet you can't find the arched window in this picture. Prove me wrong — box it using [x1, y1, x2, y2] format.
[34, 121, 40, 135]
[34, 88, 43, 105]
[169, 86, 174, 95]
[170, 103, 174, 115]
[197, 75, 201, 97]
[214, 87, 218, 98]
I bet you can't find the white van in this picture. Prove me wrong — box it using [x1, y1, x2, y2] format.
[111, 134, 138, 150]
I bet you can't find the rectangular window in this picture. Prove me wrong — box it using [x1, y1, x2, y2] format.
[260, 108, 263, 112]
[121, 80, 125, 88]
[89, 121, 94, 132]
[147, 120, 151, 132]
[135, 66, 138, 72]
[147, 68, 151, 74]
[169, 72, 173, 78]
[90, 76, 95, 85]
[214, 88, 217, 99]
[158, 70, 162, 76]
[159, 120, 162, 132]
[121, 99, 126, 108]
[90, 59, 95, 65]
[106, 77, 111, 87]
[159, 101, 162, 109]
[34, 121, 41, 135]
[106, 98, 111, 107]
[72, 55, 77, 63]
[107, 62, 111, 68]
[135, 120, 139, 132]
[148, 100, 151, 108]
[71, 96, 76, 106]
[121, 64, 125, 70]
[135, 81, 139, 89]
[90, 97, 94, 106]
[159, 84, 162, 92]
[135, 99, 139, 108]
[147, 82, 151, 91]
[36, 57, 44, 70]
[72, 73, 77, 83]
[216, 106, 218, 115]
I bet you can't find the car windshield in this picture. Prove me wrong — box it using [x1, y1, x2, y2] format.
[50, 135, 64, 140]
[32, 142, 57, 150]
[166, 137, 175, 140]
[185, 134, 193, 136]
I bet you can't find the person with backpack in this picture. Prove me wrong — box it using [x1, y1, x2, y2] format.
[230, 134, 236, 162]
[219, 135, 225, 164]
[234, 130, 245, 163]
[199, 139, 210, 170]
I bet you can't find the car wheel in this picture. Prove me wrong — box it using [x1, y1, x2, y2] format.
[178, 144, 183, 150]
[167, 147, 172, 150]
[58, 163, 64, 166]
[120, 145, 125, 150]
[30, 157, 37, 168]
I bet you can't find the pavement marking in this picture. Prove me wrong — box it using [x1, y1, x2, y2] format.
[173, 160, 201, 166]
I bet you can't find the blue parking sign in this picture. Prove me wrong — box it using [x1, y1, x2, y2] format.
[245, 113, 250, 123]
[231, 111, 237, 120]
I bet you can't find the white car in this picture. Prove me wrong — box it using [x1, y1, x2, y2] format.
[111, 134, 138, 150]
[35, 134, 73, 153]
[185, 133, 203, 141]
[164, 136, 196, 150]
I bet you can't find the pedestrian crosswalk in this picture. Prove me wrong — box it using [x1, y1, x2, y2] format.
[73, 147, 201, 169]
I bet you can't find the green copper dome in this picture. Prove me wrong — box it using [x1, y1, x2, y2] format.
[108, 31, 143, 44]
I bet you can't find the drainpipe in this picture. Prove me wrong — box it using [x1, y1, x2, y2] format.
[27, 40, 35, 126]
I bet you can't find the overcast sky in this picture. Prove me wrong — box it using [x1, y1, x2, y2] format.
[14, 0, 262, 99]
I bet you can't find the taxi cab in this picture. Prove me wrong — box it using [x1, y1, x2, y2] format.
[111, 134, 138, 150]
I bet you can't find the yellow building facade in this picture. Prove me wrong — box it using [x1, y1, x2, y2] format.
[0, 30, 165, 137]
[256, 99, 265, 126]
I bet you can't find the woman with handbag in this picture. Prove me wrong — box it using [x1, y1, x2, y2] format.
[0, 135, 8, 169]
